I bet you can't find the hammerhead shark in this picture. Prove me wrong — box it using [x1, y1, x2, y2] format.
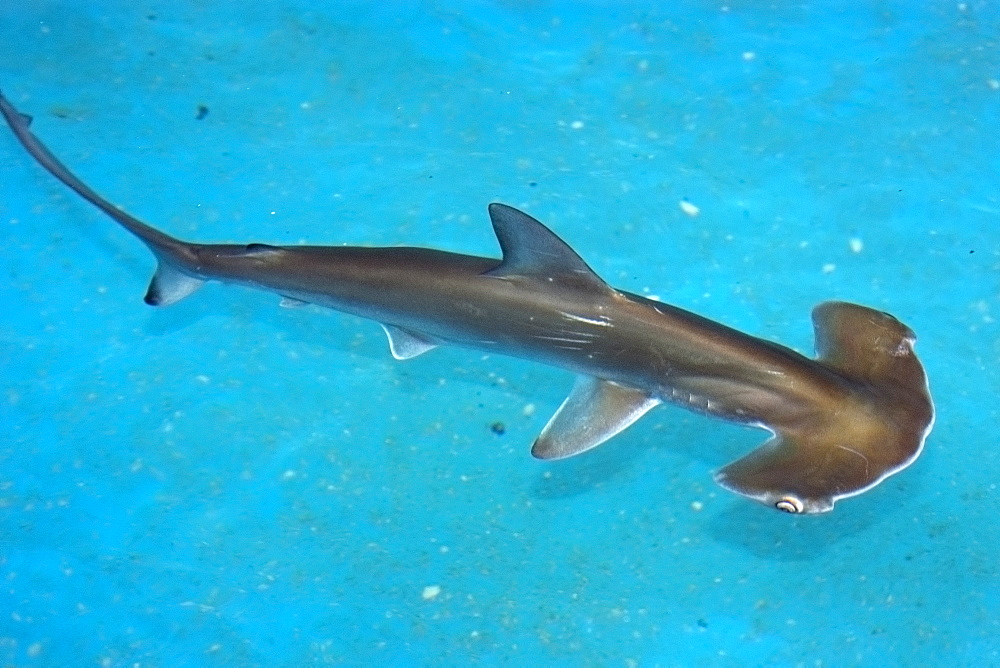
[1, 91, 933, 514]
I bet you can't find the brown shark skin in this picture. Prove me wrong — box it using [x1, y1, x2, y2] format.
[0, 91, 934, 514]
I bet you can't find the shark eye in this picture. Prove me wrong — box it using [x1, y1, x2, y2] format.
[775, 496, 804, 514]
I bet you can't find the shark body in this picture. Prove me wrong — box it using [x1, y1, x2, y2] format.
[1, 91, 934, 514]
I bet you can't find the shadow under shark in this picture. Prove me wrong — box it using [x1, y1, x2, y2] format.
[0, 91, 933, 514]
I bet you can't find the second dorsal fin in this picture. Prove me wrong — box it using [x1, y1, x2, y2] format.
[484, 203, 611, 293]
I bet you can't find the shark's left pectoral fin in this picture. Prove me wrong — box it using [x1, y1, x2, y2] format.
[380, 324, 440, 360]
[532, 376, 660, 459]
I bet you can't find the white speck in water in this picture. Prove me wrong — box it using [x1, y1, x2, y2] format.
[679, 200, 700, 217]
[690, 501, 704, 511]
[822, 263, 837, 274]
[742, 51, 756, 61]
[522, 403, 536, 417]
[282, 470, 297, 480]
[849, 238, 864, 253]
[422, 585, 441, 600]
[570, 120, 584, 130]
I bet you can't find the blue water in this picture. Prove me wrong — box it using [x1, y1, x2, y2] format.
[2, 2, 998, 665]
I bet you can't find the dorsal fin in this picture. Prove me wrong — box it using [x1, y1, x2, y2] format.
[484, 203, 610, 293]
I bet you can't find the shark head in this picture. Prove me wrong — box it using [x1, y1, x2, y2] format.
[715, 303, 934, 514]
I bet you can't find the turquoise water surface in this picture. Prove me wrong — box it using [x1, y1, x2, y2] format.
[1, 2, 998, 666]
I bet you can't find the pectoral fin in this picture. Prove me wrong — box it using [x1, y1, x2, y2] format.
[531, 376, 660, 459]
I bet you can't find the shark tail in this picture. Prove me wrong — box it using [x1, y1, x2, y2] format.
[1, 90, 205, 307]
[714, 302, 934, 514]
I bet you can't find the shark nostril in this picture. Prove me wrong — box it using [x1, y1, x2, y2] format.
[775, 496, 804, 513]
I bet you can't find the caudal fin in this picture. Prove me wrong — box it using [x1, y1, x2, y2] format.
[2, 90, 204, 307]
[715, 302, 934, 514]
